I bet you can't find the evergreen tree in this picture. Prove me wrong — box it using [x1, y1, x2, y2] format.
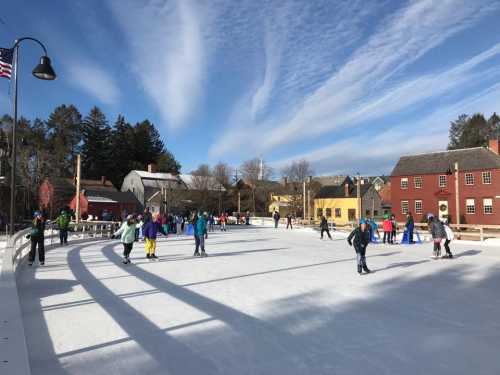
[46, 104, 82, 176]
[461, 113, 488, 148]
[487, 112, 500, 139]
[81, 107, 112, 181]
[109, 115, 134, 188]
[448, 114, 469, 150]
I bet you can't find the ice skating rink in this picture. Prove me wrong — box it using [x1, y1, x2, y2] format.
[18, 226, 500, 375]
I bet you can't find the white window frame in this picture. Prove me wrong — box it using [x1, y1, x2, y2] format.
[438, 175, 447, 188]
[483, 198, 493, 214]
[414, 176, 423, 189]
[466, 199, 475, 214]
[465, 173, 474, 186]
[400, 177, 408, 189]
[401, 200, 409, 215]
[335, 208, 341, 218]
[482, 171, 492, 185]
[415, 200, 423, 214]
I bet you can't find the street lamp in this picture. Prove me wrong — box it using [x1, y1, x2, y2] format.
[9, 37, 56, 235]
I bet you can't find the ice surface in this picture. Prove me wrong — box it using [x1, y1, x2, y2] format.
[17, 226, 500, 375]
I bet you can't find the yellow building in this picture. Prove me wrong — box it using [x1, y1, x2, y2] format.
[314, 184, 367, 225]
[268, 194, 294, 216]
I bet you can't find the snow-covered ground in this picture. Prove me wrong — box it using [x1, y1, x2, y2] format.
[17, 227, 500, 375]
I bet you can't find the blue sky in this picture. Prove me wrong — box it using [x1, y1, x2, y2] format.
[1, 0, 500, 176]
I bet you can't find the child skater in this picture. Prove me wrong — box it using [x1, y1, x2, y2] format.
[143, 212, 167, 260]
[114, 215, 137, 264]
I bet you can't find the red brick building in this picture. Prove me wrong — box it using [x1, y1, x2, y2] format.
[69, 190, 140, 220]
[390, 140, 500, 224]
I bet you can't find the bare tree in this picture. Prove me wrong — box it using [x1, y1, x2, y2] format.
[212, 162, 232, 187]
[281, 159, 314, 217]
[190, 164, 212, 209]
[240, 158, 273, 214]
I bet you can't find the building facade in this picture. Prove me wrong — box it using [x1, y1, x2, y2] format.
[390, 141, 500, 224]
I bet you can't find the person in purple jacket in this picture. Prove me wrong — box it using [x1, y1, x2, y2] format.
[143, 213, 167, 260]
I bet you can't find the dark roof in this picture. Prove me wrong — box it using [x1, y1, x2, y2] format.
[84, 189, 140, 204]
[315, 183, 372, 199]
[391, 147, 500, 176]
[47, 177, 117, 191]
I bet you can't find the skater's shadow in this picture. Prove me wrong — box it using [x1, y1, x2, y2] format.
[376, 260, 429, 272]
[454, 250, 481, 258]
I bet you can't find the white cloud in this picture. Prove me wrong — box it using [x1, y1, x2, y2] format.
[107, 0, 209, 130]
[210, 0, 500, 159]
[66, 60, 120, 106]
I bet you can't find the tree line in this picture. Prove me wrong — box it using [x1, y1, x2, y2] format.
[448, 112, 500, 150]
[0, 104, 180, 219]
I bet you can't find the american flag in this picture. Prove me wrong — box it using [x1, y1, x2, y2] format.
[0, 47, 13, 79]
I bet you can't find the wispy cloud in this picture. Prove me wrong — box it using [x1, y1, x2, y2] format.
[107, 0, 209, 130]
[210, 0, 500, 160]
[66, 59, 121, 106]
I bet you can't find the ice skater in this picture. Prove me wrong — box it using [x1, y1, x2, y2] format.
[406, 212, 415, 244]
[143, 213, 166, 260]
[27, 211, 46, 266]
[347, 219, 371, 274]
[114, 215, 137, 264]
[443, 220, 454, 258]
[320, 215, 332, 240]
[56, 209, 71, 246]
[428, 214, 446, 259]
[382, 214, 393, 244]
[273, 210, 280, 228]
[286, 213, 293, 229]
[193, 212, 208, 257]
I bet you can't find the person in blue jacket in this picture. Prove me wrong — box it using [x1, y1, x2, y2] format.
[193, 212, 208, 257]
[142, 213, 167, 259]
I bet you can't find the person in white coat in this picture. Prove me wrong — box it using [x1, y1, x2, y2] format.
[443, 220, 454, 259]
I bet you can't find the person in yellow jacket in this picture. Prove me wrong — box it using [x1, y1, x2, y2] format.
[143, 213, 167, 259]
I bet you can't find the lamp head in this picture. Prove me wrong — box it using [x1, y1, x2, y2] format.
[32, 55, 56, 80]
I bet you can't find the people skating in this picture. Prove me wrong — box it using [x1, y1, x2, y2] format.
[193, 212, 208, 257]
[390, 214, 397, 243]
[406, 213, 415, 244]
[428, 215, 446, 259]
[443, 220, 454, 258]
[208, 214, 215, 232]
[273, 210, 280, 228]
[143, 213, 166, 260]
[347, 219, 371, 275]
[27, 211, 46, 266]
[56, 209, 71, 246]
[143, 207, 152, 224]
[382, 214, 393, 244]
[320, 215, 332, 240]
[286, 213, 293, 229]
[176, 215, 183, 235]
[219, 213, 227, 232]
[114, 215, 137, 264]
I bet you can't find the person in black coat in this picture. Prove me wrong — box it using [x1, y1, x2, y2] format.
[320, 215, 332, 240]
[27, 211, 46, 266]
[347, 219, 371, 274]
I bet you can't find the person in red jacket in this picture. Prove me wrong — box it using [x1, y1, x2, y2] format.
[382, 214, 393, 244]
[219, 213, 227, 232]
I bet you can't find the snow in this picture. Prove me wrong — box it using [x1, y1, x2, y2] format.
[17, 226, 500, 375]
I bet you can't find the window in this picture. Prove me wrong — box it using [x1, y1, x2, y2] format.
[439, 175, 447, 188]
[400, 177, 408, 189]
[482, 171, 492, 184]
[374, 210, 379, 217]
[365, 209, 371, 216]
[335, 208, 341, 218]
[415, 200, 423, 214]
[317, 208, 323, 217]
[401, 200, 409, 215]
[466, 199, 475, 214]
[465, 173, 474, 185]
[484, 198, 493, 214]
[326, 208, 332, 217]
[414, 176, 423, 189]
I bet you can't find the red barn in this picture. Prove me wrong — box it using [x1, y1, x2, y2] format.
[390, 140, 500, 225]
[69, 190, 140, 221]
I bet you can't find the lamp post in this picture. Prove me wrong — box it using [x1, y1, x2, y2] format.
[9, 37, 56, 235]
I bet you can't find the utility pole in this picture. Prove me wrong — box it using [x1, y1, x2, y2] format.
[302, 180, 306, 220]
[455, 162, 460, 233]
[356, 173, 361, 221]
[75, 154, 81, 223]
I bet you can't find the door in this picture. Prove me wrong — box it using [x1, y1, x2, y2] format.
[438, 200, 448, 221]
[348, 209, 356, 222]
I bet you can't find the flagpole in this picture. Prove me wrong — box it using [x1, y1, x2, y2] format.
[9, 41, 19, 235]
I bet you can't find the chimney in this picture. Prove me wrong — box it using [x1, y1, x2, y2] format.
[148, 163, 157, 173]
[489, 139, 500, 155]
[101, 176, 106, 185]
[344, 183, 349, 197]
